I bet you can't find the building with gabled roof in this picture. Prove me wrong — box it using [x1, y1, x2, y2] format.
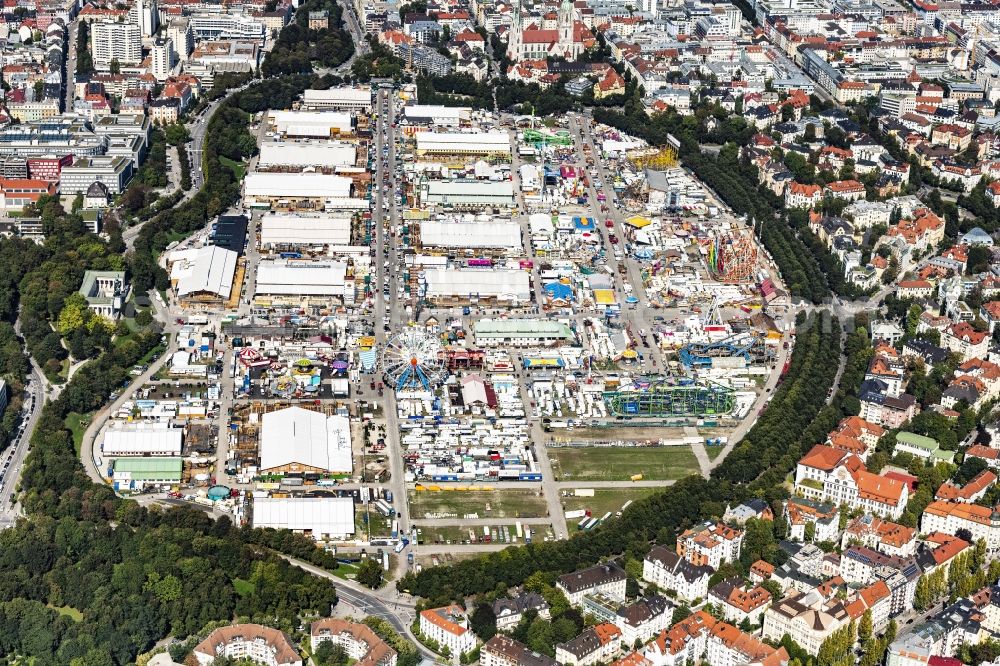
[193, 624, 302, 666]
[419, 605, 477, 656]
[676, 522, 743, 569]
[310, 619, 396, 666]
[642, 545, 713, 602]
[555, 623, 621, 666]
[643, 611, 715, 666]
[557, 563, 627, 606]
[706, 621, 789, 666]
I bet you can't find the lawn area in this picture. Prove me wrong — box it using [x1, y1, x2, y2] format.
[415, 523, 545, 546]
[560, 488, 659, 518]
[408, 489, 549, 519]
[47, 605, 83, 621]
[64, 411, 93, 454]
[356, 507, 393, 537]
[549, 446, 700, 481]
[232, 578, 255, 596]
[219, 155, 246, 180]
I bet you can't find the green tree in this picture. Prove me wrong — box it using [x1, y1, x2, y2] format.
[470, 602, 497, 641]
[356, 557, 384, 589]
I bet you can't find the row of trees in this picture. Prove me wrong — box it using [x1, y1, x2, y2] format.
[398, 311, 844, 601]
[262, 0, 354, 77]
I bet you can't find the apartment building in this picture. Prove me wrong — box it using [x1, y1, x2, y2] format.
[762, 591, 851, 656]
[91, 21, 142, 68]
[676, 522, 743, 569]
[556, 563, 627, 606]
[705, 622, 789, 666]
[707, 580, 772, 626]
[555, 624, 621, 666]
[419, 605, 477, 656]
[921, 500, 1000, 553]
[643, 611, 716, 666]
[309, 620, 397, 666]
[481, 636, 556, 666]
[642, 545, 713, 602]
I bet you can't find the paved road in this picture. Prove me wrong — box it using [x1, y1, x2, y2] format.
[79, 296, 179, 485]
[274, 554, 437, 660]
[63, 21, 77, 113]
[0, 357, 44, 528]
[123, 84, 250, 250]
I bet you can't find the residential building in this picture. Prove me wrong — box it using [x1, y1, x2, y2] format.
[676, 522, 743, 569]
[643, 611, 716, 666]
[555, 623, 621, 666]
[481, 636, 556, 666]
[642, 545, 713, 602]
[419, 605, 477, 656]
[941, 322, 989, 361]
[193, 624, 302, 666]
[91, 21, 142, 68]
[762, 590, 851, 656]
[707, 580, 772, 626]
[309, 620, 397, 666]
[921, 500, 1000, 553]
[557, 563, 627, 606]
[705, 622, 789, 666]
[493, 592, 551, 630]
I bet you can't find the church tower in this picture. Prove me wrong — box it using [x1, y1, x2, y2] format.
[558, 0, 574, 53]
[507, 0, 523, 60]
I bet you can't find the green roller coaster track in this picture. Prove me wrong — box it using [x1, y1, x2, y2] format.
[523, 129, 574, 146]
[603, 379, 736, 418]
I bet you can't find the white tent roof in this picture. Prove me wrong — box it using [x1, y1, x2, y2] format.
[173, 245, 237, 299]
[260, 407, 352, 473]
[259, 214, 352, 247]
[102, 426, 183, 455]
[255, 259, 347, 295]
[258, 142, 356, 168]
[252, 497, 355, 538]
[244, 172, 351, 199]
[420, 221, 521, 249]
[416, 132, 511, 153]
[424, 269, 531, 301]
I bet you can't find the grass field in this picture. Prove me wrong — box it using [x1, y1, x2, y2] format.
[219, 155, 246, 180]
[415, 523, 549, 545]
[48, 605, 83, 621]
[232, 578, 255, 596]
[408, 489, 549, 519]
[549, 446, 700, 481]
[560, 488, 659, 518]
[64, 412, 93, 454]
[356, 507, 393, 537]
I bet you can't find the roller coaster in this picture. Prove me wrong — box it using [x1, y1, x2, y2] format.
[523, 129, 574, 146]
[603, 377, 736, 418]
[678, 332, 773, 368]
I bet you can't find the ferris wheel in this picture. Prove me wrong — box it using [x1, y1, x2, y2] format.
[380, 329, 447, 391]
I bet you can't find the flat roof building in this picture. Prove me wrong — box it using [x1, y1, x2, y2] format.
[269, 110, 353, 137]
[424, 268, 531, 304]
[302, 87, 372, 112]
[259, 213, 352, 248]
[257, 142, 357, 169]
[244, 172, 352, 209]
[255, 259, 348, 296]
[101, 424, 183, 456]
[423, 180, 516, 209]
[419, 220, 522, 250]
[474, 319, 575, 347]
[252, 497, 355, 541]
[112, 457, 183, 491]
[402, 105, 471, 126]
[260, 406, 353, 475]
[415, 131, 511, 156]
